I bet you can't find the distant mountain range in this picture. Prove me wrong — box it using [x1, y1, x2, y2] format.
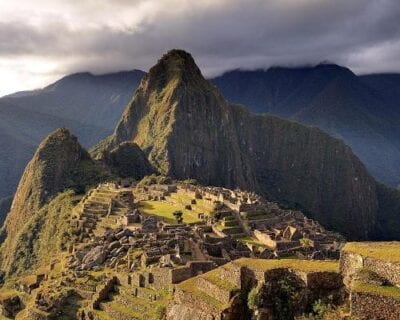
[0, 70, 144, 198]
[212, 65, 400, 188]
[1, 59, 400, 213]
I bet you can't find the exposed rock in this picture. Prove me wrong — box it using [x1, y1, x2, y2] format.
[0, 294, 22, 318]
[82, 246, 107, 269]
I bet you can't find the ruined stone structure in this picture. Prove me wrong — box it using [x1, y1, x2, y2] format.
[167, 259, 345, 320]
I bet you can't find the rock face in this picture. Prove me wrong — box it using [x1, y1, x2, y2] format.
[94, 49, 394, 240]
[212, 67, 400, 188]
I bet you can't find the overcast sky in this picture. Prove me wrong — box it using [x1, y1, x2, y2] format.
[0, 0, 400, 96]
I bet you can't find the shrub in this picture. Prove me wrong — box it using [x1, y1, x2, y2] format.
[248, 284, 262, 310]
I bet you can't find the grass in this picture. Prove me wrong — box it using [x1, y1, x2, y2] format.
[0, 288, 21, 301]
[139, 200, 201, 224]
[234, 258, 339, 273]
[353, 281, 400, 299]
[236, 236, 269, 248]
[1, 190, 80, 276]
[202, 269, 239, 292]
[343, 242, 400, 263]
[98, 284, 170, 320]
[178, 277, 228, 310]
[169, 193, 215, 215]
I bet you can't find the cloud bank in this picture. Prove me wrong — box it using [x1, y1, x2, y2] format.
[0, 0, 400, 96]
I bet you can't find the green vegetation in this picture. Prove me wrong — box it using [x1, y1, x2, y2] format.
[264, 276, 303, 320]
[343, 242, 400, 263]
[203, 269, 238, 292]
[236, 236, 268, 248]
[139, 201, 201, 224]
[172, 210, 183, 223]
[1, 190, 80, 276]
[137, 174, 172, 187]
[247, 284, 262, 310]
[352, 281, 400, 299]
[178, 278, 228, 310]
[235, 258, 339, 273]
[105, 142, 154, 179]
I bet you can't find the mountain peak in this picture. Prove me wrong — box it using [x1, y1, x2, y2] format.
[146, 49, 204, 89]
[4, 128, 95, 239]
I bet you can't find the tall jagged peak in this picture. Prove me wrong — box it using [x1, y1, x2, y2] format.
[144, 49, 206, 91]
[35, 128, 89, 162]
[3, 128, 105, 245]
[93, 50, 388, 240]
[1, 128, 112, 275]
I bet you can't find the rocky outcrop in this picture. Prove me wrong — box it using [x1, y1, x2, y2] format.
[94, 49, 392, 240]
[4, 128, 90, 238]
[102, 141, 154, 179]
[0, 293, 22, 318]
[0, 128, 112, 275]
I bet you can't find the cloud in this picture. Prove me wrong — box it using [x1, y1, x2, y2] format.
[0, 0, 400, 95]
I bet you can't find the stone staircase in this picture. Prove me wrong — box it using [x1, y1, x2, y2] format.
[215, 210, 247, 239]
[73, 185, 123, 240]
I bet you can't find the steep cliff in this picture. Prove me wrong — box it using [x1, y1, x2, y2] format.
[0, 128, 112, 275]
[212, 67, 400, 187]
[94, 49, 391, 240]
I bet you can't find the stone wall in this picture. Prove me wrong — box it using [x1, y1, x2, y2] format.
[92, 276, 117, 309]
[351, 291, 400, 320]
[254, 230, 276, 249]
[341, 250, 400, 286]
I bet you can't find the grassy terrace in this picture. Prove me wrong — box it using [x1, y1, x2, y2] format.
[234, 258, 339, 273]
[236, 236, 269, 248]
[343, 242, 400, 263]
[139, 192, 216, 224]
[178, 277, 229, 310]
[202, 269, 239, 292]
[353, 281, 400, 299]
[139, 200, 201, 224]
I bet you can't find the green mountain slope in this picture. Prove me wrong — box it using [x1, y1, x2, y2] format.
[0, 128, 113, 275]
[212, 67, 400, 187]
[0, 70, 144, 199]
[94, 49, 397, 240]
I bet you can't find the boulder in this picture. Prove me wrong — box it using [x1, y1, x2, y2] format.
[82, 246, 107, 269]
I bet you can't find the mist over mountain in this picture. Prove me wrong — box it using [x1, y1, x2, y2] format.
[0, 70, 144, 198]
[212, 65, 400, 188]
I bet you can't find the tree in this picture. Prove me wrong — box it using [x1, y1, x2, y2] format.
[173, 210, 183, 223]
[300, 237, 312, 249]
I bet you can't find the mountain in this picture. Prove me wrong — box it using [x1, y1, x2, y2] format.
[0, 128, 113, 275]
[0, 70, 145, 199]
[211, 66, 400, 187]
[0, 196, 12, 227]
[102, 141, 155, 179]
[93, 49, 400, 240]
